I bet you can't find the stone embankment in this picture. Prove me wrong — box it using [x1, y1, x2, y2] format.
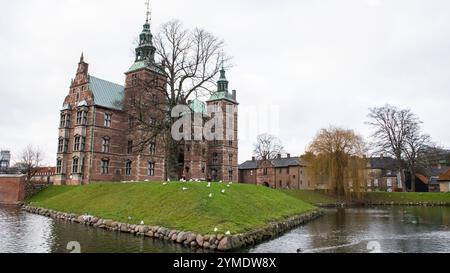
[23, 205, 322, 251]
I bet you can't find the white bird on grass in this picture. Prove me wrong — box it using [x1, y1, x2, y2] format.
[163, 182, 168, 185]
[214, 227, 219, 232]
[219, 180, 223, 183]
[167, 179, 171, 182]
[182, 187, 188, 191]
[229, 182, 233, 185]
[128, 216, 132, 221]
[189, 179, 193, 182]
[221, 189, 226, 194]
[227, 184, 231, 188]
[225, 231, 231, 235]
[140, 220, 144, 225]
[208, 193, 213, 198]
[207, 182, 211, 188]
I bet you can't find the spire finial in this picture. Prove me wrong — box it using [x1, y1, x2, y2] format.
[80, 52, 84, 62]
[145, 0, 151, 23]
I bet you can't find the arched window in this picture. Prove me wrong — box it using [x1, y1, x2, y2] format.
[72, 157, 79, 173]
[101, 158, 109, 174]
[212, 153, 219, 165]
[56, 158, 63, 174]
[102, 137, 110, 153]
[125, 160, 132, 176]
[58, 137, 64, 153]
[148, 161, 155, 176]
[149, 139, 156, 155]
[74, 135, 81, 151]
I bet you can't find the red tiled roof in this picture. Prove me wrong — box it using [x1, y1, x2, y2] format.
[34, 167, 56, 175]
[416, 173, 429, 185]
[439, 169, 450, 181]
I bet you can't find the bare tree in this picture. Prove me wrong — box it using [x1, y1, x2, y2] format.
[125, 19, 230, 179]
[367, 105, 417, 192]
[403, 121, 431, 192]
[253, 134, 285, 160]
[15, 145, 43, 185]
[306, 126, 367, 198]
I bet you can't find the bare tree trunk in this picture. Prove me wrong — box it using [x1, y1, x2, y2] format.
[410, 167, 416, 192]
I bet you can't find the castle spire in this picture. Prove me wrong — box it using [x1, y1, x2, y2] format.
[134, 1, 156, 63]
[145, 0, 151, 24]
[217, 58, 228, 92]
[80, 52, 84, 63]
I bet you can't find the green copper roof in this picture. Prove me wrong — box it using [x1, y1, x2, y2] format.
[207, 91, 238, 104]
[89, 76, 124, 110]
[126, 60, 164, 74]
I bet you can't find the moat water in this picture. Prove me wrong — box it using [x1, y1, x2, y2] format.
[0, 205, 449, 253]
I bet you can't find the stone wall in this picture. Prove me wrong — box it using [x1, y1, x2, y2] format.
[23, 205, 322, 252]
[0, 175, 26, 205]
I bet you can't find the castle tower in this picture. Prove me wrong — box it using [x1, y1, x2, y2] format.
[122, 7, 167, 181]
[206, 66, 239, 182]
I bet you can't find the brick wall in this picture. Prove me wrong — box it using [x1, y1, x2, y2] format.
[0, 175, 26, 204]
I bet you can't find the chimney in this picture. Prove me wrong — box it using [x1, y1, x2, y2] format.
[252, 156, 256, 162]
[287, 153, 291, 158]
[277, 154, 282, 159]
[232, 90, 237, 100]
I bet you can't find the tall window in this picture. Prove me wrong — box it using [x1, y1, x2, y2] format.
[58, 138, 64, 153]
[127, 140, 133, 154]
[102, 137, 110, 153]
[104, 113, 112, 127]
[74, 135, 81, 151]
[101, 159, 109, 174]
[60, 114, 66, 128]
[128, 116, 135, 129]
[81, 136, 86, 151]
[56, 159, 62, 174]
[82, 111, 87, 125]
[148, 161, 155, 176]
[229, 154, 233, 164]
[76, 111, 82, 125]
[125, 160, 132, 176]
[201, 164, 206, 174]
[72, 157, 79, 173]
[149, 139, 156, 155]
[228, 169, 233, 182]
[212, 152, 219, 165]
[263, 168, 268, 175]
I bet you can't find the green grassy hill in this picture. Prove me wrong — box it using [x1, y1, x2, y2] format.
[28, 182, 316, 234]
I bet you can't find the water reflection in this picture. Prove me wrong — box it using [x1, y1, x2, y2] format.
[248, 207, 450, 253]
[0, 205, 449, 253]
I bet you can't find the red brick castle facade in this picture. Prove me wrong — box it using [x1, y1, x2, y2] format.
[55, 17, 238, 185]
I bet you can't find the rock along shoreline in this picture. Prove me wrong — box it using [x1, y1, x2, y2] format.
[22, 205, 323, 252]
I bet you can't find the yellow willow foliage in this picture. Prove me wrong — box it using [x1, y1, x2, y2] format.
[305, 127, 368, 200]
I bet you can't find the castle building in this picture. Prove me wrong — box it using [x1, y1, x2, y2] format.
[55, 15, 238, 185]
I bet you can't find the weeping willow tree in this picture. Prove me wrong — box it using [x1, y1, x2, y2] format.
[306, 126, 368, 199]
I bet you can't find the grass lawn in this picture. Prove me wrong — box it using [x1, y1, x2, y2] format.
[27, 182, 316, 235]
[365, 192, 450, 204]
[282, 189, 450, 206]
[281, 189, 341, 206]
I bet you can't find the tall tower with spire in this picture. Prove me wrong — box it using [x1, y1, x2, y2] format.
[206, 66, 239, 182]
[134, 1, 156, 63]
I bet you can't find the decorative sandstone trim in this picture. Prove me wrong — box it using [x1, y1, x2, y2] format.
[22, 205, 323, 251]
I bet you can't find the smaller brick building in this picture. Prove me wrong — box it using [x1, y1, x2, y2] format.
[438, 169, 450, 192]
[239, 154, 317, 189]
[30, 167, 56, 185]
[366, 157, 403, 192]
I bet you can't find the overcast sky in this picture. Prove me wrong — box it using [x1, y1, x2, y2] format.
[1, 0, 450, 165]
